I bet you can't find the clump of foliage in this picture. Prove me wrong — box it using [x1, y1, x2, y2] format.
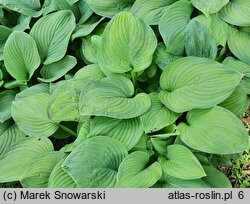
[0, 0, 250, 188]
[230, 152, 250, 188]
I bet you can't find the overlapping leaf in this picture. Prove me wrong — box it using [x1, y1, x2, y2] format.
[227, 27, 250, 65]
[219, 0, 250, 26]
[0, 25, 11, 60]
[140, 93, 179, 133]
[178, 106, 249, 154]
[117, 151, 162, 187]
[20, 151, 64, 187]
[48, 159, 78, 188]
[38, 55, 77, 83]
[159, 144, 206, 180]
[72, 16, 105, 40]
[185, 19, 217, 59]
[159, 0, 193, 55]
[15, 83, 50, 101]
[77, 116, 144, 150]
[62, 136, 128, 187]
[80, 75, 151, 119]
[202, 166, 232, 188]
[194, 14, 229, 51]
[223, 57, 250, 77]
[42, 0, 79, 15]
[0, 0, 42, 17]
[11, 93, 59, 137]
[159, 57, 243, 113]
[74, 64, 105, 81]
[78, 0, 93, 24]
[0, 90, 15, 123]
[191, 0, 229, 16]
[154, 43, 181, 70]
[0, 137, 53, 182]
[48, 80, 90, 122]
[86, 0, 134, 17]
[3, 31, 41, 82]
[98, 11, 157, 74]
[131, 0, 177, 25]
[0, 120, 26, 156]
[155, 167, 231, 188]
[155, 174, 210, 188]
[30, 10, 76, 64]
[12, 15, 31, 31]
[219, 84, 249, 117]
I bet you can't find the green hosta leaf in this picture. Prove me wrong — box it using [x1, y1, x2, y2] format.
[194, 14, 229, 50]
[140, 93, 179, 133]
[0, 25, 12, 60]
[80, 76, 151, 119]
[78, 0, 93, 24]
[86, 0, 134, 18]
[3, 31, 41, 82]
[74, 64, 105, 81]
[185, 19, 217, 59]
[131, 133, 152, 153]
[159, 0, 193, 55]
[191, 0, 229, 16]
[61, 120, 91, 152]
[0, 0, 42, 17]
[178, 106, 249, 154]
[159, 57, 243, 113]
[154, 43, 181, 70]
[20, 151, 64, 187]
[48, 80, 89, 122]
[207, 14, 228, 48]
[0, 121, 26, 157]
[159, 144, 206, 180]
[156, 166, 232, 188]
[12, 15, 31, 31]
[228, 27, 250, 65]
[42, 0, 78, 15]
[72, 16, 105, 40]
[11, 93, 59, 137]
[3, 80, 27, 89]
[145, 63, 158, 79]
[131, 0, 177, 25]
[241, 78, 250, 94]
[117, 151, 162, 187]
[98, 11, 157, 74]
[223, 57, 250, 77]
[30, 10, 76, 65]
[209, 155, 233, 167]
[219, 0, 250, 26]
[38, 55, 77, 83]
[15, 83, 50, 101]
[80, 23, 105, 64]
[219, 84, 249, 117]
[150, 137, 175, 156]
[0, 90, 15, 123]
[48, 159, 78, 187]
[62, 136, 128, 187]
[78, 116, 144, 150]
[0, 137, 53, 182]
[81, 35, 98, 64]
[202, 166, 232, 188]
[155, 174, 210, 188]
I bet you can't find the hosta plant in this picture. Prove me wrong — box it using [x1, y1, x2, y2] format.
[0, 0, 249, 188]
